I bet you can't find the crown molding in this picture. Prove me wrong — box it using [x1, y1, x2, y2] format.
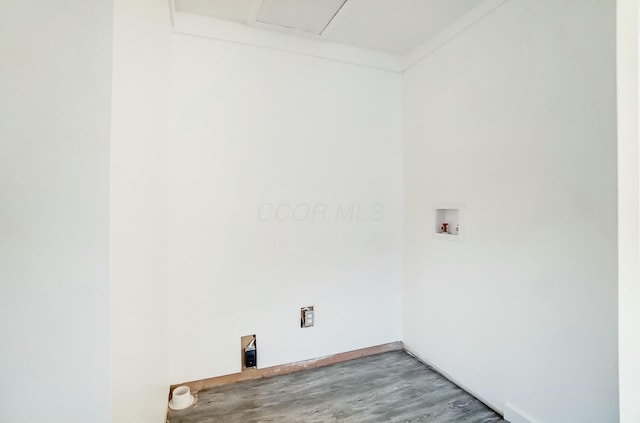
[168, 0, 511, 74]
[171, 11, 404, 73]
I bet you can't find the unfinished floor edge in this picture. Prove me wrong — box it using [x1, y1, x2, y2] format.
[169, 341, 404, 397]
[167, 350, 505, 423]
[403, 344, 504, 418]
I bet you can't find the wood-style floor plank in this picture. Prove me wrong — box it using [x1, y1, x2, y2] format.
[167, 351, 505, 423]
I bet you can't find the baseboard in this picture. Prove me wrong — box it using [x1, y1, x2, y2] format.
[171, 341, 404, 394]
[402, 345, 504, 418]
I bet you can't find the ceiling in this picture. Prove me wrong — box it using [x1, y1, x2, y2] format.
[173, 0, 486, 56]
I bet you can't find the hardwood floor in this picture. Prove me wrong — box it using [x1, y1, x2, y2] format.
[167, 351, 505, 423]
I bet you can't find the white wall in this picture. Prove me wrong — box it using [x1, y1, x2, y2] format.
[109, 0, 170, 422]
[617, 0, 640, 421]
[167, 33, 404, 383]
[0, 1, 112, 422]
[403, 1, 618, 422]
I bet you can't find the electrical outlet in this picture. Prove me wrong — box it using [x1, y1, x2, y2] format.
[300, 306, 314, 328]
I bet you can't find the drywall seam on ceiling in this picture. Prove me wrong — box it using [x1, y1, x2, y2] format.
[244, 0, 349, 39]
[171, 11, 404, 72]
[246, 0, 323, 40]
[402, 0, 511, 70]
[318, 0, 355, 39]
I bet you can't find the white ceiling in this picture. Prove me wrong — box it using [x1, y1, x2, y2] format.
[173, 0, 486, 56]
[257, 0, 348, 35]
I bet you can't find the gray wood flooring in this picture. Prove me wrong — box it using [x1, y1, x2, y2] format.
[167, 351, 505, 423]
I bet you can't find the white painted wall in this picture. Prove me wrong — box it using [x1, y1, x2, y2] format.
[109, 0, 170, 421]
[617, 0, 640, 421]
[0, 2, 624, 421]
[0, 1, 112, 422]
[167, 33, 403, 383]
[403, 1, 618, 422]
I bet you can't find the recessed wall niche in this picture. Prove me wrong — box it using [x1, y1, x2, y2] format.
[241, 334, 257, 370]
[434, 204, 464, 241]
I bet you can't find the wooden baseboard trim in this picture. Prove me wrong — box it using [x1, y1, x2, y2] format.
[171, 341, 404, 395]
